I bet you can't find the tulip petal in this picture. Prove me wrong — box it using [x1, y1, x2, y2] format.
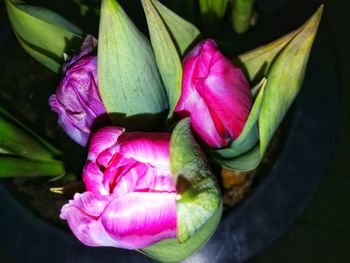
[196, 54, 251, 140]
[60, 192, 116, 247]
[49, 53, 109, 147]
[49, 94, 89, 146]
[176, 51, 228, 147]
[108, 159, 174, 196]
[83, 161, 109, 195]
[117, 132, 171, 168]
[101, 192, 177, 249]
[88, 126, 124, 162]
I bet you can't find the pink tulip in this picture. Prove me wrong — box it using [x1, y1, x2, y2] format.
[175, 39, 252, 148]
[49, 35, 108, 146]
[60, 127, 177, 249]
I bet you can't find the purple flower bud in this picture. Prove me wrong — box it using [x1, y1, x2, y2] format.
[175, 39, 252, 148]
[49, 35, 108, 146]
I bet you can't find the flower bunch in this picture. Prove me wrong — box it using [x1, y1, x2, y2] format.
[5, 0, 322, 261]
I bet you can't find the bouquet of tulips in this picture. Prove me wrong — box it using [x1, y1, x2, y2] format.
[3, 0, 322, 261]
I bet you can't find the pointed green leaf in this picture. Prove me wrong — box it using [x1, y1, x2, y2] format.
[151, 0, 201, 56]
[0, 157, 64, 178]
[259, 6, 323, 157]
[170, 118, 222, 243]
[238, 29, 298, 82]
[0, 106, 61, 155]
[141, 0, 182, 118]
[0, 115, 55, 162]
[199, 0, 228, 23]
[98, 0, 168, 125]
[5, 0, 82, 72]
[209, 78, 266, 160]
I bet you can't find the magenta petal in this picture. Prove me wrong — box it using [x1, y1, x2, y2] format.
[60, 192, 116, 247]
[88, 126, 125, 162]
[83, 161, 110, 195]
[175, 49, 228, 147]
[175, 39, 252, 147]
[196, 54, 251, 140]
[101, 192, 177, 249]
[117, 132, 171, 169]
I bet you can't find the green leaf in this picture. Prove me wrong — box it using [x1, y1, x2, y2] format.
[199, 0, 228, 24]
[209, 78, 266, 160]
[5, 0, 82, 72]
[141, 118, 222, 262]
[98, 0, 168, 127]
[0, 115, 56, 162]
[0, 157, 64, 178]
[171, 118, 222, 243]
[237, 29, 298, 83]
[259, 6, 323, 157]
[215, 144, 261, 172]
[151, 0, 201, 56]
[0, 106, 61, 155]
[141, 0, 182, 118]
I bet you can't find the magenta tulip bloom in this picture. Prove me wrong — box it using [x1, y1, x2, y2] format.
[175, 39, 252, 148]
[60, 127, 177, 249]
[49, 35, 108, 146]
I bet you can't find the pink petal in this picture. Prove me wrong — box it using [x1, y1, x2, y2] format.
[101, 192, 177, 249]
[60, 192, 116, 247]
[116, 132, 171, 169]
[196, 53, 251, 140]
[83, 161, 109, 195]
[88, 126, 125, 162]
[175, 41, 229, 147]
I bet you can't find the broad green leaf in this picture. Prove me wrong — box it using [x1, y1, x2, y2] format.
[199, 0, 228, 24]
[141, 204, 222, 262]
[0, 115, 56, 162]
[98, 0, 167, 126]
[5, 0, 82, 72]
[141, 0, 182, 118]
[209, 78, 266, 160]
[0, 157, 64, 178]
[259, 6, 323, 157]
[142, 118, 222, 262]
[0, 106, 61, 156]
[170, 118, 222, 243]
[231, 0, 254, 34]
[151, 0, 201, 56]
[238, 29, 298, 82]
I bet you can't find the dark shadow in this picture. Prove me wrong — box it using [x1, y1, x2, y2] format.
[93, 109, 169, 133]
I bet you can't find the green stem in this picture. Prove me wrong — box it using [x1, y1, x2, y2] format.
[232, 0, 255, 34]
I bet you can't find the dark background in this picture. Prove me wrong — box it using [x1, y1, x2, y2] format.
[250, 0, 350, 261]
[0, 0, 349, 262]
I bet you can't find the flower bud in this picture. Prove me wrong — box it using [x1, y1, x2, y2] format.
[175, 39, 252, 148]
[49, 35, 108, 146]
[60, 127, 177, 249]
